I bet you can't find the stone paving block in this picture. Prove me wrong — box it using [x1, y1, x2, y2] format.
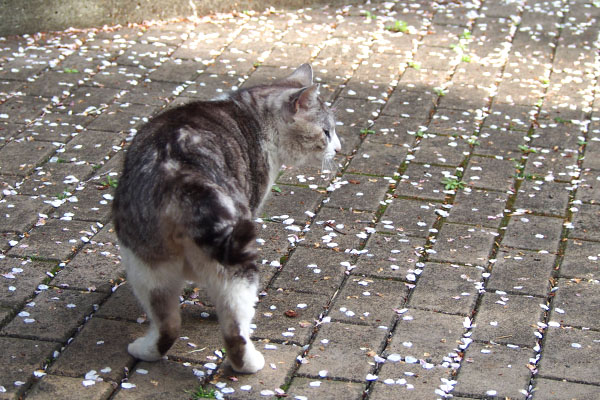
[21, 70, 81, 98]
[265, 43, 319, 68]
[482, 103, 533, 132]
[412, 134, 470, 166]
[85, 65, 146, 90]
[346, 141, 407, 177]
[532, 378, 600, 400]
[326, 174, 390, 211]
[330, 277, 408, 327]
[298, 322, 388, 381]
[57, 185, 116, 224]
[382, 89, 436, 120]
[495, 80, 544, 107]
[438, 84, 490, 111]
[147, 59, 203, 83]
[413, 46, 459, 71]
[502, 214, 564, 253]
[487, 247, 555, 296]
[60, 130, 123, 166]
[575, 169, 600, 204]
[0, 258, 56, 309]
[530, 120, 585, 150]
[514, 180, 570, 217]
[552, 279, 600, 330]
[0, 122, 23, 145]
[17, 161, 95, 197]
[420, 24, 464, 48]
[115, 43, 175, 68]
[570, 203, 600, 241]
[0, 195, 50, 233]
[474, 128, 526, 158]
[261, 185, 322, 222]
[0, 140, 56, 176]
[472, 292, 543, 347]
[53, 243, 122, 293]
[2, 288, 106, 342]
[116, 81, 181, 107]
[301, 207, 373, 252]
[0, 96, 48, 124]
[523, 150, 580, 183]
[49, 317, 143, 382]
[255, 221, 291, 274]
[428, 108, 479, 137]
[287, 377, 364, 400]
[7, 219, 96, 261]
[560, 239, 600, 280]
[454, 341, 530, 399]
[56, 87, 121, 115]
[537, 326, 600, 385]
[378, 198, 438, 237]
[396, 163, 454, 201]
[209, 343, 302, 400]
[94, 284, 145, 322]
[399, 67, 447, 90]
[19, 114, 91, 143]
[372, 365, 454, 399]
[0, 337, 60, 399]
[447, 188, 508, 228]
[386, 309, 465, 364]
[26, 374, 114, 400]
[409, 262, 481, 315]
[254, 289, 328, 345]
[354, 233, 424, 279]
[430, 223, 497, 266]
[112, 360, 202, 400]
[462, 155, 516, 192]
[272, 246, 350, 296]
[365, 116, 419, 146]
[335, 97, 382, 128]
[452, 63, 501, 87]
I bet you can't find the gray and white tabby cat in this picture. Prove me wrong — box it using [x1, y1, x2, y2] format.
[112, 64, 340, 373]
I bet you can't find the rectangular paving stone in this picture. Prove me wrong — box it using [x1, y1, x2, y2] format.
[301, 207, 374, 252]
[409, 262, 482, 315]
[372, 364, 453, 399]
[0, 337, 60, 399]
[26, 374, 114, 400]
[261, 185, 322, 223]
[523, 151, 580, 183]
[537, 326, 600, 385]
[382, 89, 436, 120]
[412, 134, 470, 166]
[377, 199, 438, 237]
[346, 141, 407, 177]
[530, 120, 586, 150]
[396, 163, 454, 201]
[94, 283, 145, 322]
[209, 343, 302, 399]
[298, 322, 388, 380]
[272, 246, 350, 297]
[112, 360, 203, 400]
[430, 223, 498, 266]
[326, 174, 391, 211]
[438, 84, 490, 111]
[552, 279, 600, 330]
[8, 219, 96, 261]
[570, 203, 600, 241]
[447, 188, 508, 228]
[472, 292, 543, 348]
[0, 96, 48, 124]
[334, 97, 382, 129]
[330, 277, 408, 327]
[0, 140, 56, 176]
[287, 377, 364, 400]
[560, 239, 600, 280]
[454, 342, 531, 399]
[2, 288, 106, 342]
[0, 258, 56, 308]
[428, 108, 479, 137]
[575, 169, 600, 204]
[502, 214, 564, 253]
[532, 378, 600, 400]
[487, 248, 556, 296]
[254, 289, 328, 345]
[49, 317, 144, 382]
[354, 234, 426, 280]
[462, 155, 516, 192]
[474, 128, 526, 159]
[20, 114, 92, 143]
[482, 104, 533, 132]
[514, 180, 570, 217]
[365, 115, 419, 146]
[387, 308, 465, 364]
[17, 162, 95, 197]
[0, 195, 51, 233]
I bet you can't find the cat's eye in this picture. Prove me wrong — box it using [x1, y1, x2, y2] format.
[323, 129, 331, 139]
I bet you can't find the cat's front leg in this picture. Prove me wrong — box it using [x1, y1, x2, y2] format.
[209, 265, 265, 374]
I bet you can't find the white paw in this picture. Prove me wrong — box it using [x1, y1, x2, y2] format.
[230, 347, 265, 374]
[128, 337, 162, 362]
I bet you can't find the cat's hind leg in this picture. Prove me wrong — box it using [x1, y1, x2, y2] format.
[120, 246, 184, 362]
[206, 264, 265, 374]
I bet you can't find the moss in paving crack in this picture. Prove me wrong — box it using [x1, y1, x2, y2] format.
[187, 386, 217, 399]
[385, 20, 408, 33]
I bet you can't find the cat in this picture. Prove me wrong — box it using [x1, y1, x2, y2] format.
[112, 64, 341, 373]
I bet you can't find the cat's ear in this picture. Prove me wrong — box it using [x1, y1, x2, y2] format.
[284, 64, 313, 87]
[293, 84, 320, 113]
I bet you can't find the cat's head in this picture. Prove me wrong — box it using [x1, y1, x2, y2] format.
[262, 64, 341, 171]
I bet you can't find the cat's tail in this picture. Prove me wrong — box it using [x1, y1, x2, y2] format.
[180, 180, 257, 267]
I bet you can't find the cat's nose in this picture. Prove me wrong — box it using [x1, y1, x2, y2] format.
[332, 134, 341, 153]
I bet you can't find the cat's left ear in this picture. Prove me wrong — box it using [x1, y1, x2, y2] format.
[293, 84, 320, 113]
[284, 64, 314, 87]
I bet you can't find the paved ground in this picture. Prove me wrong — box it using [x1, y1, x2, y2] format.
[0, 0, 599, 399]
